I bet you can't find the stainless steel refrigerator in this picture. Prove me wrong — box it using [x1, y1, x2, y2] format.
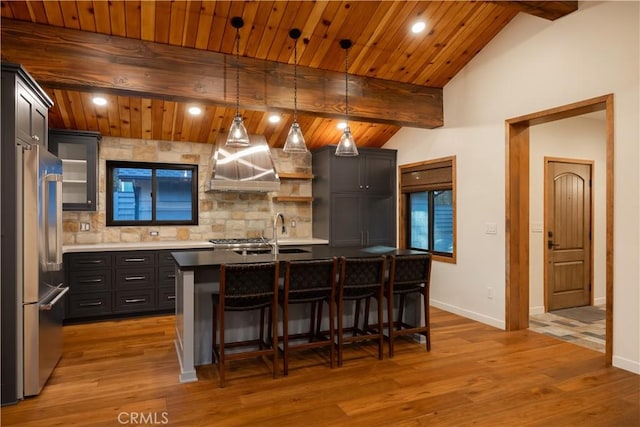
[19, 141, 68, 397]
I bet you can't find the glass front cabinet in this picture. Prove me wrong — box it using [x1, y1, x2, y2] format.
[48, 129, 101, 211]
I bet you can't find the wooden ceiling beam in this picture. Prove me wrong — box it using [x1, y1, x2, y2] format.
[0, 19, 443, 129]
[496, 1, 578, 21]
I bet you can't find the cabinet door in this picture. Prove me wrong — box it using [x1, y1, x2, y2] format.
[49, 131, 99, 211]
[330, 155, 361, 193]
[16, 85, 44, 146]
[330, 193, 364, 247]
[364, 153, 396, 194]
[364, 195, 396, 247]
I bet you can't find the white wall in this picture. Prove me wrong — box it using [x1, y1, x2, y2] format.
[529, 113, 607, 313]
[384, 1, 639, 374]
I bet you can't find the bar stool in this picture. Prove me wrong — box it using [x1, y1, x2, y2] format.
[385, 253, 432, 357]
[279, 258, 338, 375]
[336, 256, 386, 366]
[212, 261, 279, 387]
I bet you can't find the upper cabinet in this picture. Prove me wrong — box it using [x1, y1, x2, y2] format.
[2, 63, 52, 150]
[330, 150, 396, 194]
[48, 129, 101, 212]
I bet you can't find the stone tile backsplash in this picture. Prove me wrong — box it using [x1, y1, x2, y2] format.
[62, 137, 313, 245]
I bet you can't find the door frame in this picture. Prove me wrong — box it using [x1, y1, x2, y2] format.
[505, 94, 613, 365]
[544, 157, 594, 311]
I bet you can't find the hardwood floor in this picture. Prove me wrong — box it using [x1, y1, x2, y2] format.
[2, 308, 638, 426]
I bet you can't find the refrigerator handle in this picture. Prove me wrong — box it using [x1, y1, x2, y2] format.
[40, 284, 69, 311]
[43, 173, 63, 271]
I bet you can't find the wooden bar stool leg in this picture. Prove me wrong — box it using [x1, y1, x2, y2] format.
[328, 299, 336, 368]
[377, 293, 384, 360]
[337, 297, 344, 367]
[398, 295, 405, 330]
[423, 288, 431, 351]
[283, 301, 290, 376]
[387, 292, 395, 358]
[219, 306, 226, 388]
[363, 297, 371, 333]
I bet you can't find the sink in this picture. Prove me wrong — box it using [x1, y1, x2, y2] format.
[277, 248, 310, 254]
[233, 247, 311, 255]
[233, 249, 271, 255]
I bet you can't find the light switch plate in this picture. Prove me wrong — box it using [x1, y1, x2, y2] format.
[485, 222, 497, 235]
[531, 222, 544, 233]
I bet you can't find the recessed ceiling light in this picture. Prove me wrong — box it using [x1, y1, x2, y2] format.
[268, 114, 281, 124]
[188, 106, 202, 116]
[336, 122, 347, 130]
[411, 21, 426, 34]
[92, 96, 107, 106]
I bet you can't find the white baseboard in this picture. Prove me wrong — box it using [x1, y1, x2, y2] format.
[594, 297, 606, 306]
[430, 299, 505, 330]
[529, 306, 545, 315]
[613, 356, 640, 375]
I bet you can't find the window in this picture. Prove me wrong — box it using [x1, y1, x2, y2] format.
[106, 161, 198, 226]
[400, 156, 456, 262]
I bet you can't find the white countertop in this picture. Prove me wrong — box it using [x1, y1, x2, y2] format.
[62, 238, 328, 253]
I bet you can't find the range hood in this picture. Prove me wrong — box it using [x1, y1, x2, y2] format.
[206, 134, 281, 193]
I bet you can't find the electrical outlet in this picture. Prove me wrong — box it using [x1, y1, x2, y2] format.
[290, 219, 296, 228]
[149, 231, 159, 237]
[487, 286, 494, 299]
[79, 222, 90, 231]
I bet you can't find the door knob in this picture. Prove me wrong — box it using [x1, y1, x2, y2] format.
[547, 240, 560, 250]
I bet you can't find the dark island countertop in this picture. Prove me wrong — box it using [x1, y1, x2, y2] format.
[172, 245, 426, 270]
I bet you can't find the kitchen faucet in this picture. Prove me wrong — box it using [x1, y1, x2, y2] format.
[272, 212, 286, 255]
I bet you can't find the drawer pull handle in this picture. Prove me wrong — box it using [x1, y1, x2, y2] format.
[124, 298, 146, 304]
[79, 301, 102, 307]
[79, 260, 103, 264]
[125, 276, 146, 281]
[167, 274, 176, 279]
[79, 278, 103, 284]
[124, 258, 146, 262]
[167, 296, 176, 300]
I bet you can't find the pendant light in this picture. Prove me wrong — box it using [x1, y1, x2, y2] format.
[226, 16, 250, 147]
[335, 38, 358, 157]
[283, 28, 308, 153]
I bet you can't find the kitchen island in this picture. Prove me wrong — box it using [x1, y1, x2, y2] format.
[172, 245, 425, 382]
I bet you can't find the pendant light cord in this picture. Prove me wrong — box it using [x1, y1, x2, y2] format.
[235, 27, 240, 116]
[293, 38, 298, 121]
[344, 46, 349, 126]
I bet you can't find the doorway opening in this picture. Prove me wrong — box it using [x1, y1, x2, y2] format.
[505, 94, 613, 364]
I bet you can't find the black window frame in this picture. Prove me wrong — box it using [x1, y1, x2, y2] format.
[106, 160, 198, 226]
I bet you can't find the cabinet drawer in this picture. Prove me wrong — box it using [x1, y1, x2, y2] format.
[158, 265, 177, 286]
[113, 289, 156, 313]
[158, 287, 176, 310]
[69, 270, 111, 293]
[114, 268, 155, 289]
[158, 250, 178, 267]
[67, 292, 112, 318]
[68, 253, 112, 270]
[114, 251, 155, 268]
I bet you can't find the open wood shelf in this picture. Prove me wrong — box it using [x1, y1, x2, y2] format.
[272, 196, 314, 202]
[278, 172, 314, 180]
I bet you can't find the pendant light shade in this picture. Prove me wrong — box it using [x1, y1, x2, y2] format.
[283, 28, 308, 153]
[226, 17, 250, 147]
[335, 39, 358, 156]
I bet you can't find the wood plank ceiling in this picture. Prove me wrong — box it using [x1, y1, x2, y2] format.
[0, 1, 577, 149]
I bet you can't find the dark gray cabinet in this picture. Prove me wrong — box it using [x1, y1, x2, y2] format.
[1, 63, 52, 405]
[64, 249, 193, 321]
[312, 145, 397, 247]
[48, 129, 101, 211]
